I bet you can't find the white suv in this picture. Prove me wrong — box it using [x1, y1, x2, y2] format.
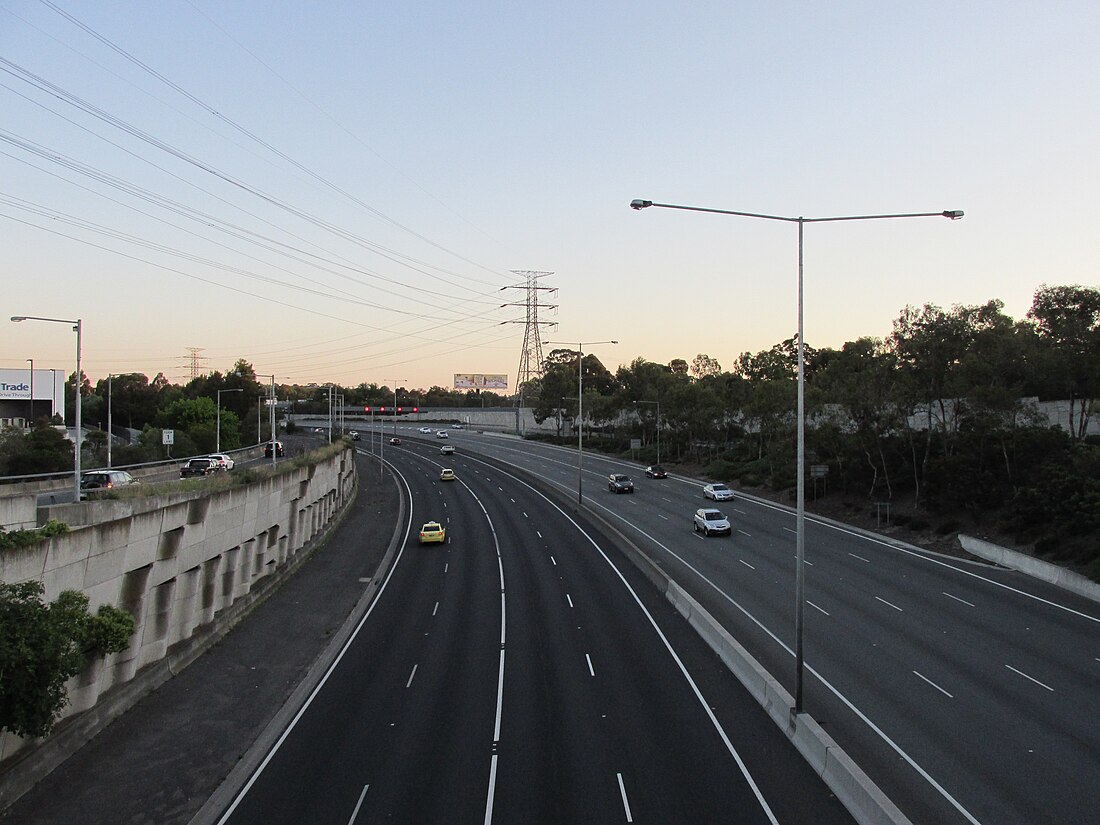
[693, 508, 731, 536]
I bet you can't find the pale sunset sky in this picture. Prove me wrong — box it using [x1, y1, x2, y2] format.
[3, 1, 1097, 390]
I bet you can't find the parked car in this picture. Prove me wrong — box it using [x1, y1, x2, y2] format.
[439, 468, 456, 482]
[264, 441, 284, 458]
[181, 457, 218, 478]
[440, 445, 455, 455]
[703, 483, 735, 501]
[419, 521, 446, 544]
[644, 465, 668, 479]
[206, 453, 234, 471]
[608, 473, 635, 494]
[693, 508, 732, 536]
[435, 430, 449, 439]
[80, 470, 139, 498]
[390, 437, 402, 445]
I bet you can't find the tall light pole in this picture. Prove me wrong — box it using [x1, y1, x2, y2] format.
[384, 378, 406, 438]
[216, 388, 243, 453]
[631, 198, 962, 714]
[546, 341, 617, 508]
[107, 373, 112, 468]
[26, 358, 33, 426]
[633, 399, 660, 466]
[11, 315, 82, 502]
[255, 374, 278, 467]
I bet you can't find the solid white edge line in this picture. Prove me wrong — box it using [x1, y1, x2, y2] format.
[807, 600, 830, 616]
[617, 773, 634, 823]
[913, 671, 954, 699]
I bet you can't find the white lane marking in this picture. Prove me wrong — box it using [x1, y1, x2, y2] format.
[849, 552, 870, 563]
[738, 529, 752, 537]
[483, 754, 499, 825]
[661, 496, 673, 503]
[537, 531, 543, 539]
[807, 600, 830, 616]
[658, 513, 669, 520]
[444, 563, 449, 574]
[876, 596, 903, 612]
[739, 559, 756, 570]
[432, 601, 439, 616]
[617, 773, 634, 823]
[733, 508, 748, 515]
[406, 665, 418, 688]
[550, 556, 557, 566]
[783, 527, 796, 534]
[523, 511, 528, 518]
[914, 671, 954, 698]
[510, 498, 516, 503]
[944, 591, 976, 607]
[498, 486, 504, 492]
[1006, 664, 1054, 692]
[586, 654, 595, 677]
[793, 555, 814, 566]
[346, 785, 369, 825]
[692, 532, 705, 540]
[566, 594, 574, 608]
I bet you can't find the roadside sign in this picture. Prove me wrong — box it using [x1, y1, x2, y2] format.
[162, 429, 175, 445]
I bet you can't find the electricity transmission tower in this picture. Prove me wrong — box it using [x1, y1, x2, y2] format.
[179, 347, 209, 383]
[502, 270, 557, 394]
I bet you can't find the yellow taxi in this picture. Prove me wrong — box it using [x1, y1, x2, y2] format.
[439, 468, 456, 482]
[419, 521, 446, 544]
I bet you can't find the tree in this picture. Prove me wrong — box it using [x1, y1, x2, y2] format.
[0, 581, 134, 738]
[690, 353, 722, 379]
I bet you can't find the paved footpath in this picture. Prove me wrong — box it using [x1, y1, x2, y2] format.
[1, 451, 399, 825]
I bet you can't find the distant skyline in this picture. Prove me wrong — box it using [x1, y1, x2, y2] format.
[4, 2, 1098, 389]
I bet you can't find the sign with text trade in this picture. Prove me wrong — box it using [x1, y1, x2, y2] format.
[453, 373, 508, 390]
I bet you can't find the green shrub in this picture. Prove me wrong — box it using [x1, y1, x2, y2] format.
[935, 520, 962, 535]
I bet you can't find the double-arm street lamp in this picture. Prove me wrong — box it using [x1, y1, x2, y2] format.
[11, 315, 82, 502]
[631, 198, 963, 714]
[254, 374, 279, 467]
[216, 388, 243, 453]
[546, 341, 617, 508]
[633, 399, 661, 466]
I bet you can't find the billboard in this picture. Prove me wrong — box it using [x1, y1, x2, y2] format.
[454, 373, 508, 390]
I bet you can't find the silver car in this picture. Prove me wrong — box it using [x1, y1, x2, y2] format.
[693, 508, 731, 536]
[703, 483, 735, 501]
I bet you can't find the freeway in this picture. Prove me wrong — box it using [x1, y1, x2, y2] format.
[216, 437, 855, 824]
[369, 425, 1100, 825]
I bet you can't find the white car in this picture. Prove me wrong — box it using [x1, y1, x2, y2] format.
[436, 431, 449, 439]
[703, 483, 735, 501]
[440, 445, 455, 455]
[206, 453, 234, 471]
[419, 427, 433, 434]
[693, 508, 731, 536]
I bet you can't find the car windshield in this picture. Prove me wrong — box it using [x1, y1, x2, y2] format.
[705, 511, 726, 521]
[712, 484, 729, 491]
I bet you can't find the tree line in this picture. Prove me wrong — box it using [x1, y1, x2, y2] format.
[523, 284, 1099, 577]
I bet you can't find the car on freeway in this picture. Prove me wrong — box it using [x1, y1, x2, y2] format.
[418, 521, 446, 544]
[439, 468, 456, 482]
[644, 465, 668, 479]
[435, 430, 449, 439]
[264, 441, 284, 458]
[440, 445, 455, 455]
[451, 424, 463, 430]
[389, 437, 402, 446]
[349, 431, 360, 441]
[181, 457, 219, 478]
[608, 473, 635, 494]
[418, 427, 433, 434]
[693, 508, 731, 536]
[80, 470, 139, 498]
[703, 482, 735, 501]
[207, 453, 234, 471]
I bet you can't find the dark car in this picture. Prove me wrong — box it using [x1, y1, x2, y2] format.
[80, 470, 139, 499]
[181, 458, 218, 478]
[607, 473, 635, 494]
[644, 465, 668, 479]
[264, 441, 284, 458]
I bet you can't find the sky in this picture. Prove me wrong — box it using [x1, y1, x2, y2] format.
[2, 1, 1098, 392]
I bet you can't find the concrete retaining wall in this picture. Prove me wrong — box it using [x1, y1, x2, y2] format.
[0, 447, 357, 773]
[0, 494, 36, 531]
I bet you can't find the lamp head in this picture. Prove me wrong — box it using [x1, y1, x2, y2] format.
[11, 316, 26, 322]
[630, 199, 652, 210]
[942, 210, 964, 220]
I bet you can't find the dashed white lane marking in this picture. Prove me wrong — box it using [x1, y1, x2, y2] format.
[849, 552, 870, 563]
[443, 563, 449, 574]
[566, 594, 574, 608]
[617, 773, 633, 823]
[523, 511, 528, 518]
[432, 601, 439, 616]
[914, 671, 954, 698]
[738, 529, 752, 537]
[585, 654, 595, 677]
[876, 596, 903, 612]
[944, 591, 976, 607]
[658, 513, 669, 520]
[537, 531, 543, 539]
[807, 600, 830, 616]
[739, 559, 756, 570]
[733, 508, 748, 515]
[406, 665, 418, 688]
[783, 527, 796, 534]
[550, 556, 557, 566]
[510, 498, 516, 503]
[346, 785, 369, 825]
[1006, 664, 1054, 692]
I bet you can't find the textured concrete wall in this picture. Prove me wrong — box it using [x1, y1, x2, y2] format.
[0, 448, 356, 765]
[0, 494, 36, 531]
[959, 535, 1100, 603]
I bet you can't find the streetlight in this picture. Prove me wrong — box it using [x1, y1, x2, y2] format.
[254, 374, 278, 467]
[546, 341, 617, 508]
[107, 373, 112, 468]
[384, 378, 406, 438]
[216, 388, 243, 453]
[11, 315, 82, 502]
[26, 358, 33, 426]
[631, 197, 962, 714]
[633, 399, 661, 466]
